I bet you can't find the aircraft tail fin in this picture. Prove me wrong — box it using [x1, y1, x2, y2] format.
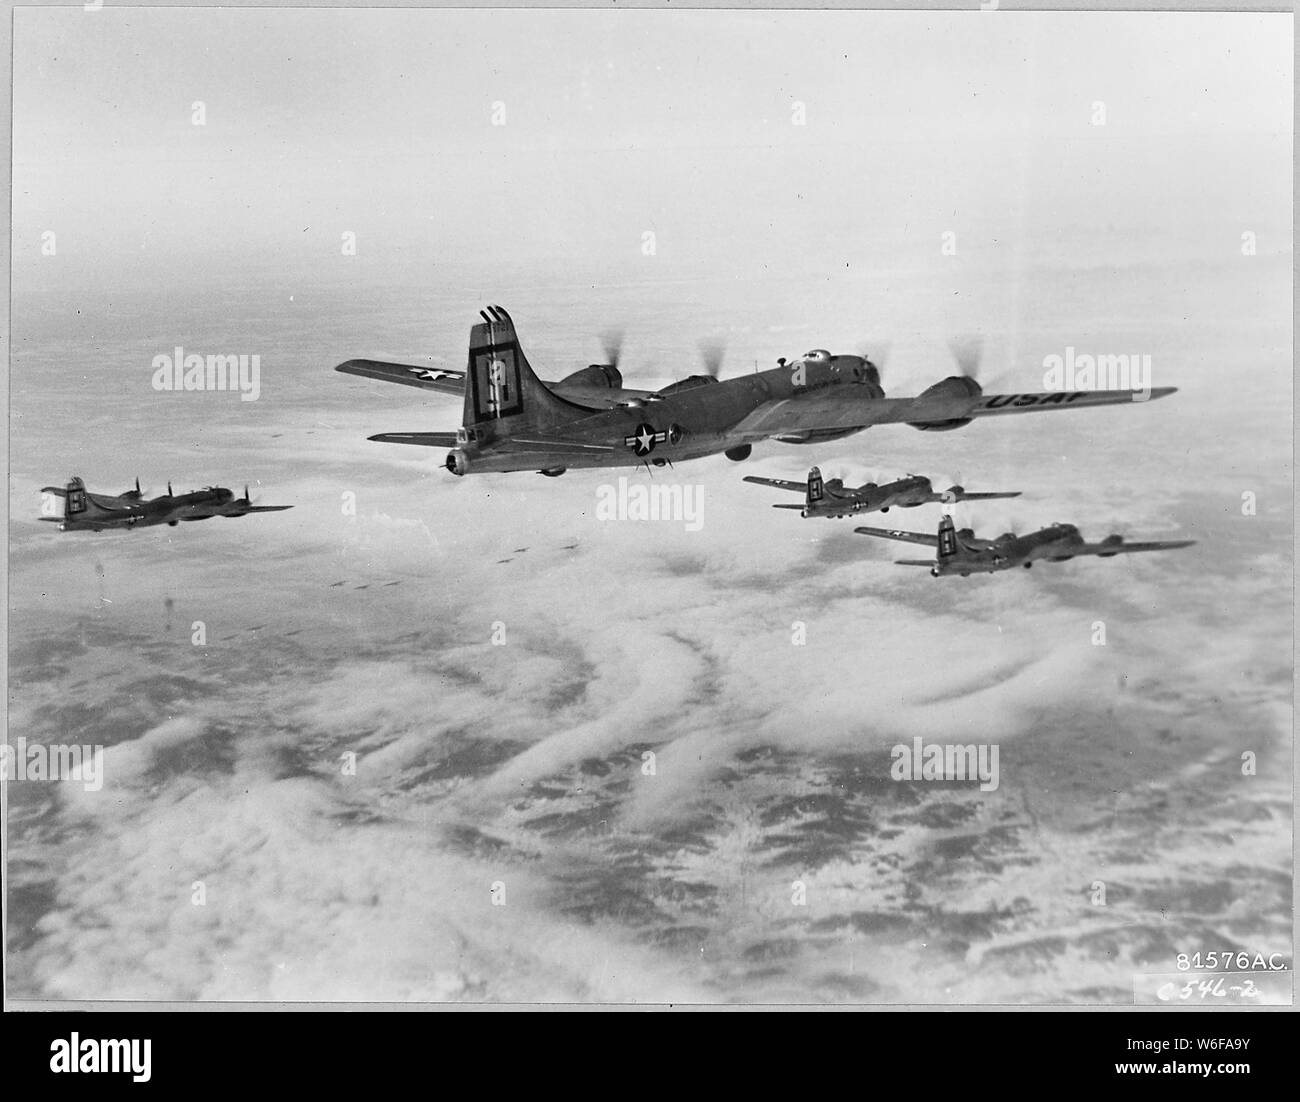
[39, 477, 88, 526]
[806, 466, 824, 511]
[938, 514, 959, 560]
[63, 477, 88, 522]
[461, 306, 589, 442]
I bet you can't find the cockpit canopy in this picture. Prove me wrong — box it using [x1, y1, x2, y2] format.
[803, 350, 832, 364]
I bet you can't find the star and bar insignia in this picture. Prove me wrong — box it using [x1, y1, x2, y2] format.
[406, 367, 460, 382]
[624, 423, 668, 456]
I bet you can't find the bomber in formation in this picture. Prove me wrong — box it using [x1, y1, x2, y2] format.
[745, 465, 1020, 518]
[326, 304, 1194, 578]
[41, 477, 291, 532]
[39, 307, 1193, 573]
[855, 515, 1195, 577]
[335, 305, 1175, 478]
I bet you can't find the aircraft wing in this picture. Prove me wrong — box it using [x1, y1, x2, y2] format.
[730, 387, 1177, 439]
[336, 359, 465, 395]
[179, 502, 294, 519]
[741, 476, 806, 493]
[853, 525, 939, 547]
[364, 432, 615, 456]
[1074, 538, 1196, 557]
[948, 490, 1022, 502]
[368, 432, 460, 447]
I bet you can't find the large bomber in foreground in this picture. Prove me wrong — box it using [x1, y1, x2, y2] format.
[335, 305, 1176, 478]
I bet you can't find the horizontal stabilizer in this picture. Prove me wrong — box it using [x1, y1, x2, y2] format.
[894, 559, 937, 567]
[742, 476, 806, 493]
[854, 525, 939, 547]
[772, 503, 805, 510]
[336, 359, 465, 395]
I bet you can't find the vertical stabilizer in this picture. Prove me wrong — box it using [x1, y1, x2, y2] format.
[461, 305, 585, 438]
[938, 514, 958, 559]
[806, 466, 824, 511]
[65, 477, 88, 521]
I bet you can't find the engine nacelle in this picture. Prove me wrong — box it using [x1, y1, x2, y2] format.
[907, 375, 981, 432]
[560, 364, 624, 389]
[445, 449, 470, 476]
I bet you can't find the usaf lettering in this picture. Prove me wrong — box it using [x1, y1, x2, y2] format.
[983, 392, 1085, 409]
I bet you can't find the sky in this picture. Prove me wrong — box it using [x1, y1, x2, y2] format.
[14, 8, 1292, 295]
[6, 7, 1293, 1004]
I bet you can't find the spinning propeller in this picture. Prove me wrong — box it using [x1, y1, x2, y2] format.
[599, 328, 624, 372]
[595, 325, 729, 382]
[858, 341, 891, 375]
[947, 335, 985, 380]
[696, 337, 727, 379]
[852, 335, 993, 388]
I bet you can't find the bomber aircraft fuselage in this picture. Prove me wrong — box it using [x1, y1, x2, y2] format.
[41, 477, 291, 532]
[854, 514, 1195, 576]
[745, 465, 1020, 518]
[335, 305, 1178, 478]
